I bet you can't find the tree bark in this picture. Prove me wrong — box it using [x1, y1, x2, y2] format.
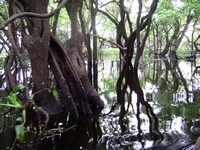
[90, 0, 98, 90]
[46, 0, 104, 148]
[65, 0, 104, 117]
[19, 0, 63, 124]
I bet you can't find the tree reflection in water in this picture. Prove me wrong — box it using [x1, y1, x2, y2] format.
[98, 57, 200, 149]
[1, 57, 200, 149]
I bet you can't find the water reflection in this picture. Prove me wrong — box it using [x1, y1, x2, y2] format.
[0, 57, 200, 149]
[98, 57, 200, 149]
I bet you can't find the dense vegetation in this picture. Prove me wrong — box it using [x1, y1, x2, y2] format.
[0, 0, 199, 149]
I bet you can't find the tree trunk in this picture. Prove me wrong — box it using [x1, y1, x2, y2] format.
[19, 0, 63, 126]
[8, 0, 104, 149]
[45, 0, 104, 148]
[90, 0, 98, 90]
[79, 5, 93, 82]
[65, 0, 104, 116]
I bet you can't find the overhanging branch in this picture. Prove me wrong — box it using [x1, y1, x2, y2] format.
[0, 0, 68, 30]
[90, 33, 127, 50]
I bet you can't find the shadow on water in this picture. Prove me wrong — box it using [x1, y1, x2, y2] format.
[1, 56, 200, 149]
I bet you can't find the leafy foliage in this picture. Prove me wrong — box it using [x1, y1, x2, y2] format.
[15, 110, 26, 142]
[0, 86, 26, 142]
[1, 86, 23, 108]
[0, 1, 8, 24]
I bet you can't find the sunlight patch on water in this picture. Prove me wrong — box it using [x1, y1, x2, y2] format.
[133, 140, 154, 149]
[171, 117, 185, 134]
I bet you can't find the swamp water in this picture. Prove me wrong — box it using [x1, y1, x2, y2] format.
[93, 56, 200, 150]
[0, 56, 200, 150]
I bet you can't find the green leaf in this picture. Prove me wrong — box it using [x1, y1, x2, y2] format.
[16, 117, 23, 123]
[12, 86, 20, 93]
[15, 124, 25, 142]
[0, 103, 22, 108]
[2, 92, 23, 108]
[9, 93, 18, 105]
[8, 93, 22, 108]
[15, 111, 26, 142]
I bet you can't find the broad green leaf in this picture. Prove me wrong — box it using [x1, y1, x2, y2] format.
[9, 93, 18, 105]
[12, 86, 20, 93]
[15, 112, 26, 142]
[15, 124, 25, 142]
[1, 92, 23, 108]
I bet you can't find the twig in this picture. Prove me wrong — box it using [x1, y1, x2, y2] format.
[8, 24, 29, 95]
[0, 0, 68, 30]
[89, 33, 127, 50]
[40, 125, 77, 140]
[30, 88, 50, 150]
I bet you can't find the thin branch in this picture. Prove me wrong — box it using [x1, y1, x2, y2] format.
[0, 0, 68, 30]
[40, 125, 77, 140]
[8, 24, 29, 94]
[30, 88, 50, 149]
[97, 9, 119, 27]
[99, 1, 116, 8]
[89, 33, 127, 50]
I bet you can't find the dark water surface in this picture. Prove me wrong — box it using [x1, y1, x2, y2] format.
[1, 56, 200, 149]
[94, 56, 200, 149]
